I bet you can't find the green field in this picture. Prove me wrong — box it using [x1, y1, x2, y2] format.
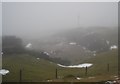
[2, 49, 118, 82]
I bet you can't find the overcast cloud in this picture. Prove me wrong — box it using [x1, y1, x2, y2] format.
[2, 2, 118, 39]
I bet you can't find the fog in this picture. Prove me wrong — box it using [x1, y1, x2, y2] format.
[1, 2, 119, 82]
[2, 2, 118, 39]
[0, 3, 2, 83]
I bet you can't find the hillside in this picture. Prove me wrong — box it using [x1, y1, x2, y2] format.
[2, 49, 118, 82]
[84, 49, 118, 76]
[29, 27, 118, 64]
[3, 54, 58, 82]
[53, 27, 118, 52]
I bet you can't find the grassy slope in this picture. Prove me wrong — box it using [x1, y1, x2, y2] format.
[3, 54, 58, 82]
[79, 49, 118, 82]
[85, 49, 118, 76]
[2, 49, 118, 82]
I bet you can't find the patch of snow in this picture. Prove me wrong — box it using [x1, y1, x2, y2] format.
[106, 40, 110, 45]
[43, 52, 49, 56]
[93, 54, 96, 56]
[113, 81, 117, 84]
[82, 47, 86, 50]
[69, 42, 77, 45]
[110, 45, 117, 50]
[114, 76, 118, 78]
[57, 63, 93, 68]
[25, 43, 32, 48]
[0, 69, 9, 75]
[76, 77, 82, 80]
[47, 80, 52, 82]
[105, 81, 114, 84]
[36, 58, 40, 60]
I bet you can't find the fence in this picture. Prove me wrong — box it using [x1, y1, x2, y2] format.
[15, 63, 113, 82]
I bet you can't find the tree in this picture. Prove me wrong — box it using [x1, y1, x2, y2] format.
[2, 36, 25, 54]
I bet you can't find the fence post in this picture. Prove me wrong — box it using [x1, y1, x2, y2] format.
[85, 66, 88, 76]
[55, 68, 58, 79]
[107, 63, 110, 72]
[19, 69, 22, 82]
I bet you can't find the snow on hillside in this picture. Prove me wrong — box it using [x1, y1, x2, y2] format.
[57, 63, 93, 68]
[110, 45, 117, 50]
[0, 69, 9, 75]
[25, 43, 32, 48]
[69, 42, 77, 45]
[43, 52, 50, 55]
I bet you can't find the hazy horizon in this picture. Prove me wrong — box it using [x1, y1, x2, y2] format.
[2, 2, 118, 39]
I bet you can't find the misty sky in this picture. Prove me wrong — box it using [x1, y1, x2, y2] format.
[0, 3, 2, 37]
[2, 2, 118, 39]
